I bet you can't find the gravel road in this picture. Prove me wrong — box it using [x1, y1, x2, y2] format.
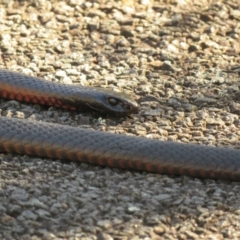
[1, 0, 240, 239]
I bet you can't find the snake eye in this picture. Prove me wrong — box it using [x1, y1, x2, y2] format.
[108, 97, 119, 106]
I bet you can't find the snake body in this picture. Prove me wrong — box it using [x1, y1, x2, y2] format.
[0, 69, 240, 181]
[0, 69, 138, 116]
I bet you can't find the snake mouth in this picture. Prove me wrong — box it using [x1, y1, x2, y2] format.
[85, 99, 138, 116]
[86, 103, 105, 114]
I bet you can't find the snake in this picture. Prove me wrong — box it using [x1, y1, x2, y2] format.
[0, 69, 240, 181]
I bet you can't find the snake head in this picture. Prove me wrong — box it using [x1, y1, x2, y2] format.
[73, 86, 139, 116]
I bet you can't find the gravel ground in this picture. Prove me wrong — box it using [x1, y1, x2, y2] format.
[1, 0, 240, 239]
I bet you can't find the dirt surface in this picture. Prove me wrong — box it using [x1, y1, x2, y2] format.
[1, 0, 240, 239]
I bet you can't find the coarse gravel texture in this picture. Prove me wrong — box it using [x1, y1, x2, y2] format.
[1, 0, 240, 239]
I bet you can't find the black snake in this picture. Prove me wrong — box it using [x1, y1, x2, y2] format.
[0, 69, 239, 181]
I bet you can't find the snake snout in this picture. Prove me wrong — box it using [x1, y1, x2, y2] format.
[125, 102, 139, 115]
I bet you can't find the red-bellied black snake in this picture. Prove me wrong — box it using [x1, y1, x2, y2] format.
[0, 69, 240, 181]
